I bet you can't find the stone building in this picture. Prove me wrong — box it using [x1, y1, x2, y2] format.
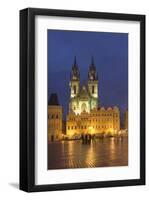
[124, 109, 128, 130]
[48, 93, 63, 141]
[66, 106, 120, 138]
[66, 57, 120, 138]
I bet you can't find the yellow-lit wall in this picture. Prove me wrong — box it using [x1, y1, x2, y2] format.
[124, 110, 128, 130]
[69, 80, 80, 98]
[48, 105, 62, 141]
[66, 106, 120, 138]
[88, 80, 98, 98]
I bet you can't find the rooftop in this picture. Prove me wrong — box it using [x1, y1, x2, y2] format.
[48, 93, 59, 106]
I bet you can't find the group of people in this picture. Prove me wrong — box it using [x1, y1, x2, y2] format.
[81, 134, 95, 144]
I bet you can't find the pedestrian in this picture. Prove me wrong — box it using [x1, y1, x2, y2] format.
[81, 134, 84, 144]
[89, 134, 91, 144]
[85, 134, 88, 144]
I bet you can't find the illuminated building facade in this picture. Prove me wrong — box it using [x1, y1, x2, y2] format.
[66, 106, 120, 137]
[48, 93, 63, 141]
[66, 57, 120, 138]
[124, 109, 128, 130]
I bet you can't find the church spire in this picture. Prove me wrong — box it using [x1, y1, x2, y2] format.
[71, 56, 80, 80]
[90, 56, 96, 70]
[88, 56, 98, 80]
[91, 56, 94, 66]
[72, 56, 77, 69]
[74, 56, 77, 66]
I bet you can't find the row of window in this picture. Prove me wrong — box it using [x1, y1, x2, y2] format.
[67, 125, 113, 130]
[73, 85, 95, 94]
[68, 118, 117, 122]
[68, 114, 118, 121]
[94, 113, 119, 117]
[48, 114, 59, 119]
[90, 113, 117, 117]
[92, 118, 113, 122]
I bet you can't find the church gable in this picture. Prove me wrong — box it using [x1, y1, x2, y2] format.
[79, 85, 89, 99]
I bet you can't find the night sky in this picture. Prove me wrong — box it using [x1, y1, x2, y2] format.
[48, 30, 128, 126]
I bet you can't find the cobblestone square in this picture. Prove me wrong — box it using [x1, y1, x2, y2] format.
[48, 137, 128, 170]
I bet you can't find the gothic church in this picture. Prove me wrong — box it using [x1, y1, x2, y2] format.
[69, 56, 99, 114]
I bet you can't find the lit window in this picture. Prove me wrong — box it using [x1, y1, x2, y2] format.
[74, 85, 76, 94]
[92, 85, 94, 94]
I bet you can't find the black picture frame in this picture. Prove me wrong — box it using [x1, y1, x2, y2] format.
[20, 8, 145, 192]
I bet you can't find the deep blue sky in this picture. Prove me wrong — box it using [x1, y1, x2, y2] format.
[48, 30, 128, 125]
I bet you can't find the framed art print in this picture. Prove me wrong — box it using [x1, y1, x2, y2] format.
[20, 8, 145, 192]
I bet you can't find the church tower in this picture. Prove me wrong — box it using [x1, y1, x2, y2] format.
[69, 57, 80, 113]
[88, 57, 99, 110]
[69, 56, 80, 98]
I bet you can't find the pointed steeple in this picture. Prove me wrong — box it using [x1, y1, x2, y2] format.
[74, 56, 77, 66]
[71, 56, 80, 80]
[90, 56, 96, 70]
[72, 56, 78, 70]
[88, 56, 98, 80]
[91, 56, 94, 66]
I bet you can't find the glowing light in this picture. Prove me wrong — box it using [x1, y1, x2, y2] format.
[69, 132, 73, 135]
[88, 126, 94, 134]
[110, 129, 114, 133]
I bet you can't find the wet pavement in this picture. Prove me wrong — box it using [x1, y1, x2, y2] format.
[48, 137, 128, 170]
